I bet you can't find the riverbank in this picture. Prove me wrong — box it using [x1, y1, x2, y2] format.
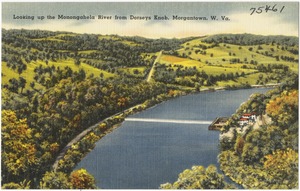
[206, 83, 280, 91]
[77, 87, 273, 188]
[52, 89, 188, 172]
[52, 102, 146, 171]
[52, 84, 279, 174]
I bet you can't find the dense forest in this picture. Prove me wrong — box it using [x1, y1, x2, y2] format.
[218, 75, 298, 189]
[1, 29, 298, 189]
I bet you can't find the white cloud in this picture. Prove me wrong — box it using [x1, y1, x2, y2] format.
[2, 11, 298, 38]
[222, 12, 298, 36]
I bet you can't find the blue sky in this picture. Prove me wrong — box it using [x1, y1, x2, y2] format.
[2, 2, 299, 38]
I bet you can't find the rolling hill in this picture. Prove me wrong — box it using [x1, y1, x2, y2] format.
[1, 28, 298, 189]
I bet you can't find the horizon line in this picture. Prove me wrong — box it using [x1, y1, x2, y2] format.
[2, 27, 299, 39]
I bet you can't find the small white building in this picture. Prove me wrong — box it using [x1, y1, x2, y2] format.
[238, 117, 249, 126]
[238, 113, 257, 127]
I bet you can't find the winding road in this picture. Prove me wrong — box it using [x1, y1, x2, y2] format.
[52, 104, 144, 171]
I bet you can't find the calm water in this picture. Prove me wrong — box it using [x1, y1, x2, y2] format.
[76, 88, 270, 189]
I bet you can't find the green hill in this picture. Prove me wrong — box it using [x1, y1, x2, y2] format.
[1, 28, 298, 189]
[2, 29, 298, 92]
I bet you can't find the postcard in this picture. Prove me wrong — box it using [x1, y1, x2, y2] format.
[1, 1, 299, 189]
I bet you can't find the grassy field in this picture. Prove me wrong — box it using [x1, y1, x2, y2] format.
[160, 55, 256, 75]
[98, 35, 140, 46]
[177, 37, 298, 73]
[32, 37, 66, 42]
[2, 58, 115, 91]
[201, 65, 255, 75]
[154, 36, 298, 89]
[78, 50, 99, 54]
[32, 59, 114, 78]
[118, 66, 147, 78]
[2, 61, 44, 90]
[2, 32, 298, 93]
[215, 72, 274, 87]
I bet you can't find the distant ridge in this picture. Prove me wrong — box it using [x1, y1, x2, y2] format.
[2, 28, 297, 43]
[202, 33, 298, 46]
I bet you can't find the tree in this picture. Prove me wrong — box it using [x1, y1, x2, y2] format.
[2, 180, 31, 189]
[160, 165, 235, 189]
[39, 171, 71, 189]
[2, 110, 37, 184]
[206, 75, 214, 86]
[242, 129, 268, 164]
[17, 63, 27, 75]
[7, 78, 19, 93]
[266, 90, 298, 127]
[30, 81, 35, 89]
[70, 169, 97, 189]
[100, 72, 104, 79]
[19, 76, 26, 94]
[264, 148, 298, 188]
[77, 68, 86, 81]
[234, 136, 245, 155]
[133, 69, 140, 75]
[74, 58, 81, 66]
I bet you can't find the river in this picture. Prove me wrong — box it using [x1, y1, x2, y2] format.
[76, 88, 270, 189]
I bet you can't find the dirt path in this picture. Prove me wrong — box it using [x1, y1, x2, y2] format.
[146, 50, 163, 82]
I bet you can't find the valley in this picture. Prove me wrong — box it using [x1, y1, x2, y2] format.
[1, 29, 298, 189]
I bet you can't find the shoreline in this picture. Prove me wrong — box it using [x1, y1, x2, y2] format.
[52, 84, 279, 172]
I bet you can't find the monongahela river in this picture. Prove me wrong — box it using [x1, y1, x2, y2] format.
[76, 88, 270, 189]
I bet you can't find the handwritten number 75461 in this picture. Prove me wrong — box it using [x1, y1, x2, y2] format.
[250, 4, 285, 15]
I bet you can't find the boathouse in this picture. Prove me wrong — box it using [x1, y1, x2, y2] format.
[208, 117, 229, 130]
